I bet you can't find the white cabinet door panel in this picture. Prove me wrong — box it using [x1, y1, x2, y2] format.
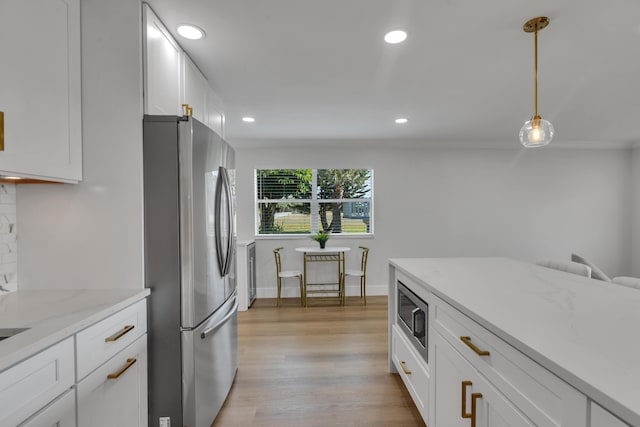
[433, 330, 536, 427]
[591, 402, 629, 427]
[206, 86, 225, 136]
[0, 0, 82, 182]
[143, 4, 182, 116]
[182, 54, 208, 123]
[474, 369, 537, 427]
[19, 389, 76, 427]
[0, 337, 74, 427]
[77, 334, 148, 427]
[392, 325, 429, 419]
[432, 330, 476, 427]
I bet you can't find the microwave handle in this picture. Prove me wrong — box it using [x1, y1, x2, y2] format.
[411, 307, 421, 332]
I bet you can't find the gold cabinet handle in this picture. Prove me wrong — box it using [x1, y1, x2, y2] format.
[460, 336, 490, 356]
[107, 358, 137, 379]
[462, 381, 483, 427]
[105, 325, 135, 342]
[400, 361, 412, 375]
[462, 380, 472, 419]
[182, 103, 193, 116]
[471, 392, 483, 427]
[0, 111, 4, 151]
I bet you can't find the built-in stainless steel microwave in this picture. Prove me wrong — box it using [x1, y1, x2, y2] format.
[397, 281, 428, 362]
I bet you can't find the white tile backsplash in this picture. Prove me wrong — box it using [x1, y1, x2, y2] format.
[0, 184, 17, 293]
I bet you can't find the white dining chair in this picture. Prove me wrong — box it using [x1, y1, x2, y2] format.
[536, 259, 592, 278]
[570, 253, 611, 281]
[273, 247, 304, 306]
[344, 246, 369, 305]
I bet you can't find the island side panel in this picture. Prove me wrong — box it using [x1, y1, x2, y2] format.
[388, 264, 398, 373]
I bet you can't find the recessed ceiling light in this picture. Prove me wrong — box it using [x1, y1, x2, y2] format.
[395, 118, 408, 124]
[242, 117, 255, 123]
[177, 24, 205, 40]
[384, 30, 407, 44]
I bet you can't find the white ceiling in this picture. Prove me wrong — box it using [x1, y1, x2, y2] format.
[144, 0, 640, 148]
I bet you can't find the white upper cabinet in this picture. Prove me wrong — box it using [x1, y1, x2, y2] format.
[143, 4, 226, 134]
[0, 0, 82, 183]
[181, 54, 208, 124]
[207, 86, 225, 137]
[143, 4, 182, 116]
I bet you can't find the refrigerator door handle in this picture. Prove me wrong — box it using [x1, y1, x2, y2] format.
[221, 167, 234, 276]
[200, 295, 238, 339]
[214, 166, 226, 276]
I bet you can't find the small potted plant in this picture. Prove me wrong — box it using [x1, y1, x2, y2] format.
[311, 230, 330, 249]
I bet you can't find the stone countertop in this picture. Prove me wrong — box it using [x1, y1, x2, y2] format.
[0, 289, 150, 372]
[390, 257, 640, 426]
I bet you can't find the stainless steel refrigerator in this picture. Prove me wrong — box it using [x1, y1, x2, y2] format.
[143, 115, 238, 427]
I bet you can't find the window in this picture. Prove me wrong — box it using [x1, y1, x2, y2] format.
[256, 169, 373, 236]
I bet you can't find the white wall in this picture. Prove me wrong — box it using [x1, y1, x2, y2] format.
[235, 146, 633, 298]
[16, 0, 144, 290]
[633, 146, 640, 276]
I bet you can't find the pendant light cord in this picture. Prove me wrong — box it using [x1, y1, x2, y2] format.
[534, 30, 539, 118]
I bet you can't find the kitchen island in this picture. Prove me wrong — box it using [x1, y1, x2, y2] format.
[389, 257, 639, 427]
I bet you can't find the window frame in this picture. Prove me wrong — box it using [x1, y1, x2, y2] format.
[254, 168, 374, 237]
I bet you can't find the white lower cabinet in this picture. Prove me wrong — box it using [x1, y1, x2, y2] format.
[391, 325, 429, 420]
[390, 265, 590, 427]
[590, 402, 630, 427]
[20, 389, 76, 427]
[76, 299, 148, 426]
[237, 241, 256, 311]
[432, 296, 587, 427]
[432, 330, 535, 427]
[431, 295, 587, 427]
[0, 298, 148, 427]
[76, 299, 147, 380]
[0, 337, 74, 426]
[77, 334, 148, 427]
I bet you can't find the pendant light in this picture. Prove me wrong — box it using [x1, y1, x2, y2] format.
[519, 16, 554, 148]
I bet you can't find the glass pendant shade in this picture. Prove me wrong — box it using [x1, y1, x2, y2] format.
[520, 17, 554, 148]
[519, 116, 554, 147]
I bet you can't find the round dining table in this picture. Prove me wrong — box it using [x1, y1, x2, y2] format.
[295, 246, 351, 305]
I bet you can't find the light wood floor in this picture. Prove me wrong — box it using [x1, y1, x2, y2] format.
[212, 296, 425, 427]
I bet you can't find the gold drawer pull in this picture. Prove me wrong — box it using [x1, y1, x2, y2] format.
[400, 361, 412, 375]
[107, 358, 137, 379]
[460, 336, 490, 356]
[105, 325, 135, 342]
